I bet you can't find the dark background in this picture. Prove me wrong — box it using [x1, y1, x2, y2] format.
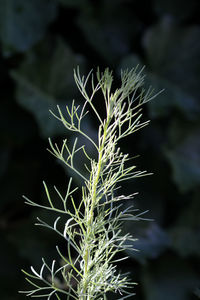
[0, 0, 200, 299]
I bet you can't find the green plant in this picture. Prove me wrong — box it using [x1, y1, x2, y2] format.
[20, 67, 158, 299]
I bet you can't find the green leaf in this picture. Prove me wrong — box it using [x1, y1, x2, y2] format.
[0, 0, 58, 56]
[12, 38, 86, 137]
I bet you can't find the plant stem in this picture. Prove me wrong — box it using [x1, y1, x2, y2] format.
[21, 67, 155, 300]
[81, 109, 111, 299]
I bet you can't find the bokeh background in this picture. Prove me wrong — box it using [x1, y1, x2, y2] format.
[1, 0, 200, 299]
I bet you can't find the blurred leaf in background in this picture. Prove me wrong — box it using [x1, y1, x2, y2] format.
[165, 125, 200, 192]
[12, 38, 85, 137]
[142, 256, 199, 300]
[143, 19, 200, 99]
[77, 0, 141, 64]
[0, 0, 58, 56]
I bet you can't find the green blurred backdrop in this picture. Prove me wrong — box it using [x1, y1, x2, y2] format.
[0, 0, 200, 299]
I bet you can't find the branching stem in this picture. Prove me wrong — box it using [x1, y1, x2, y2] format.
[21, 66, 157, 300]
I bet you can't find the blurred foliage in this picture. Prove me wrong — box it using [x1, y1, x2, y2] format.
[0, 0, 200, 299]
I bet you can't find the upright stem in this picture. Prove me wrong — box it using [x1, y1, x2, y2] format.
[81, 109, 111, 299]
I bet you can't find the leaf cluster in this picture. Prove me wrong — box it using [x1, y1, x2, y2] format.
[20, 67, 155, 299]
